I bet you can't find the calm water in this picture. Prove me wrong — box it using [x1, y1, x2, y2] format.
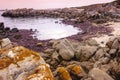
[0, 11, 80, 40]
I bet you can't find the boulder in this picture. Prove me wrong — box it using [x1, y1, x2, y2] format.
[94, 48, 107, 61]
[88, 68, 114, 80]
[85, 39, 99, 46]
[67, 64, 86, 79]
[76, 45, 98, 61]
[0, 46, 54, 80]
[54, 39, 75, 60]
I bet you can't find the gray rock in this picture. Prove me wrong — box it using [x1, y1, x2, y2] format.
[109, 49, 117, 55]
[55, 39, 75, 60]
[86, 39, 99, 46]
[76, 45, 98, 61]
[94, 48, 107, 61]
[59, 48, 74, 60]
[89, 68, 114, 80]
[111, 39, 120, 49]
[51, 51, 59, 61]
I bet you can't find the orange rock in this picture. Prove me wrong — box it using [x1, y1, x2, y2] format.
[67, 65, 82, 75]
[67, 64, 86, 78]
[0, 46, 54, 80]
[26, 64, 54, 80]
[56, 67, 72, 80]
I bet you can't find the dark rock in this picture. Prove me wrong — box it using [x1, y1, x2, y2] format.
[13, 34, 22, 39]
[11, 28, 19, 33]
[4, 27, 10, 32]
[0, 22, 4, 30]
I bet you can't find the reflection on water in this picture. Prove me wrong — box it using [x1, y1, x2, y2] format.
[0, 11, 80, 40]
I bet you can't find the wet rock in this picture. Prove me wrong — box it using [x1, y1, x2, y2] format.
[4, 27, 10, 32]
[11, 28, 19, 33]
[88, 68, 114, 80]
[0, 22, 4, 30]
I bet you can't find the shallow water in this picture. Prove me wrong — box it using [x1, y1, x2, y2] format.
[0, 11, 80, 40]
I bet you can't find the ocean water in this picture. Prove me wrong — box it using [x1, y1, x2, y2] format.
[0, 11, 80, 40]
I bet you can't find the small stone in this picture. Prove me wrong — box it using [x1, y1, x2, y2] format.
[36, 42, 43, 47]
[0, 22, 4, 30]
[86, 39, 99, 46]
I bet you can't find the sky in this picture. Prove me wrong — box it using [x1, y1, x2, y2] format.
[0, 0, 115, 9]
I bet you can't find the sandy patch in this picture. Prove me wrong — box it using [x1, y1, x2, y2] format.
[92, 22, 120, 47]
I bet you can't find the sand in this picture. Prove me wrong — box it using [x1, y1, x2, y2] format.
[93, 22, 120, 47]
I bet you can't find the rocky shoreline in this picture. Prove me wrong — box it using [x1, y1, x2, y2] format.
[2, 1, 120, 41]
[1, 36, 120, 80]
[0, 0, 120, 80]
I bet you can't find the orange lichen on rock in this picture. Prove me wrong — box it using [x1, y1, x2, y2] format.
[0, 57, 13, 69]
[26, 64, 54, 80]
[67, 64, 82, 75]
[11, 46, 41, 62]
[0, 46, 54, 80]
[56, 67, 72, 80]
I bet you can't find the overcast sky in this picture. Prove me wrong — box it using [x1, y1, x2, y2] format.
[0, 0, 115, 9]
